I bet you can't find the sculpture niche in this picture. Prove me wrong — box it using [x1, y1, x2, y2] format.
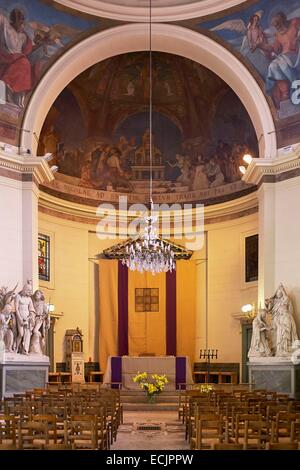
[248, 283, 299, 359]
[0, 281, 50, 356]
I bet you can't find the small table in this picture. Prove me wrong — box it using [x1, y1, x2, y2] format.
[88, 371, 104, 383]
[193, 371, 207, 383]
[59, 372, 72, 384]
[193, 371, 238, 384]
[48, 372, 60, 384]
[219, 372, 238, 384]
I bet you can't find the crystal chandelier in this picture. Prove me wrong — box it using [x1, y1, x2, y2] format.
[121, 0, 176, 275]
[122, 207, 176, 274]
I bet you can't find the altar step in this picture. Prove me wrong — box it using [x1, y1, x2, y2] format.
[120, 390, 180, 411]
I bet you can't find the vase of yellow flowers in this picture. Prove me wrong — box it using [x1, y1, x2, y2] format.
[133, 372, 168, 403]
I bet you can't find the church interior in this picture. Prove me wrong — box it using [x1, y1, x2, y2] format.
[1, 0, 300, 452]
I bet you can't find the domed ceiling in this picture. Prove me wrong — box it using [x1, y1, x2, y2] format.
[39, 51, 258, 206]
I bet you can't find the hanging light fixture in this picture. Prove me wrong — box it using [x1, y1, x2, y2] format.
[119, 0, 176, 275]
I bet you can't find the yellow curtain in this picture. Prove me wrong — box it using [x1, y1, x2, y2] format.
[98, 259, 197, 370]
[176, 260, 197, 366]
[98, 259, 118, 372]
[128, 271, 166, 356]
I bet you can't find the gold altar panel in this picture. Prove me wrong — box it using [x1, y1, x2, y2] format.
[128, 270, 166, 357]
[177, 260, 197, 364]
[99, 260, 119, 372]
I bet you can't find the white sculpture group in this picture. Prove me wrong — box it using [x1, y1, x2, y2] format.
[0, 281, 50, 356]
[248, 283, 299, 359]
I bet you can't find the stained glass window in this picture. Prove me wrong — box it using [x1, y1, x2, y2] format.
[245, 234, 258, 283]
[38, 234, 50, 281]
[135, 288, 159, 312]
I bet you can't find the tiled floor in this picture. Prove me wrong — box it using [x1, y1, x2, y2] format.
[111, 411, 189, 450]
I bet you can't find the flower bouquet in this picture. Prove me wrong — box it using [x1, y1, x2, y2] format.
[194, 383, 214, 393]
[133, 372, 168, 403]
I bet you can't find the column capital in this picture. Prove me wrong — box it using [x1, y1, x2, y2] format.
[0, 151, 54, 186]
[242, 144, 300, 186]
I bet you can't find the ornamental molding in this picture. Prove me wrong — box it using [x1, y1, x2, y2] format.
[38, 189, 258, 228]
[242, 144, 300, 186]
[0, 152, 54, 185]
[55, 0, 247, 22]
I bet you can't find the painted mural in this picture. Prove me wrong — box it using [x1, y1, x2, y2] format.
[199, 0, 300, 120]
[0, 0, 98, 144]
[39, 52, 258, 206]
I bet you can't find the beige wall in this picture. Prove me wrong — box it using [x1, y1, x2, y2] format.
[39, 214, 90, 364]
[39, 209, 258, 370]
[203, 214, 258, 368]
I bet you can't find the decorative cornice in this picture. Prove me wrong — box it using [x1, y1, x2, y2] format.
[54, 0, 247, 22]
[0, 152, 54, 185]
[242, 144, 300, 186]
[38, 188, 258, 227]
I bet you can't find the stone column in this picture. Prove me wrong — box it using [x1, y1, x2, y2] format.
[243, 144, 300, 331]
[0, 151, 54, 289]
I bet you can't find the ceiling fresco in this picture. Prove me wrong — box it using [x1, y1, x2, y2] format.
[198, 0, 300, 122]
[0, 0, 299, 203]
[0, 0, 100, 145]
[39, 52, 258, 206]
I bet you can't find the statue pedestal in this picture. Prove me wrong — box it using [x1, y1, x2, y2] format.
[248, 357, 300, 399]
[0, 352, 50, 398]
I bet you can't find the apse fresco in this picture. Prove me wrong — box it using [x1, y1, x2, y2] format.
[0, 0, 98, 143]
[39, 52, 258, 206]
[199, 0, 300, 120]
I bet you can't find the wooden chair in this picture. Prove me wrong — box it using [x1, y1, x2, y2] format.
[213, 442, 243, 450]
[193, 417, 225, 450]
[0, 415, 17, 446]
[32, 414, 58, 444]
[266, 442, 298, 450]
[0, 443, 18, 450]
[68, 415, 98, 450]
[43, 443, 72, 450]
[18, 420, 49, 449]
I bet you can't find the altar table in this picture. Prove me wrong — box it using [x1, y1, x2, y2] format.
[102, 356, 193, 390]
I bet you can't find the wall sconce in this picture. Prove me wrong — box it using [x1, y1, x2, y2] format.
[241, 303, 256, 319]
[239, 153, 253, 175]
[243, 154, 253, 165]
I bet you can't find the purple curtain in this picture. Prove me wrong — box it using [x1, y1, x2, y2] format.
[176, 356, 186, 390]
[166, 270, 176, 356]
[118, 261, 128, 356]
[111, 356, 122, 389]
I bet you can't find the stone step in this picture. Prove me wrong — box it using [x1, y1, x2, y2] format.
[123, 402, 179, 411]
[120, 391, 180, 404]
[121, 395, 179, 403]
[120, 390, 181, 396]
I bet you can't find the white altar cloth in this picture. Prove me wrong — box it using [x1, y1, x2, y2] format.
[102, 355, 193, 390]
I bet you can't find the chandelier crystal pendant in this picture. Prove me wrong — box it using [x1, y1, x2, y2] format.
[122, 206, 176, 274]
[121, 0, 176, 275]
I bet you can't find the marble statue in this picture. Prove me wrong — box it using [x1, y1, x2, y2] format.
[15, 281, 35, 355]
[0, 284, 17, 352]
[265, 283, 298, 357]
[30, 290, 50, 355]
[248, 309, 272, 358]
[0, 303, 15, 352]
[248, 284, 299, 359]
[0, 282, 50, 357]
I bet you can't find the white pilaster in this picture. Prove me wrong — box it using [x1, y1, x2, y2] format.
[0, 152, 54, 289]
[22, 181, 40, 289]
[243, 144, 300, 331]
[257, 183, 275, 303]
